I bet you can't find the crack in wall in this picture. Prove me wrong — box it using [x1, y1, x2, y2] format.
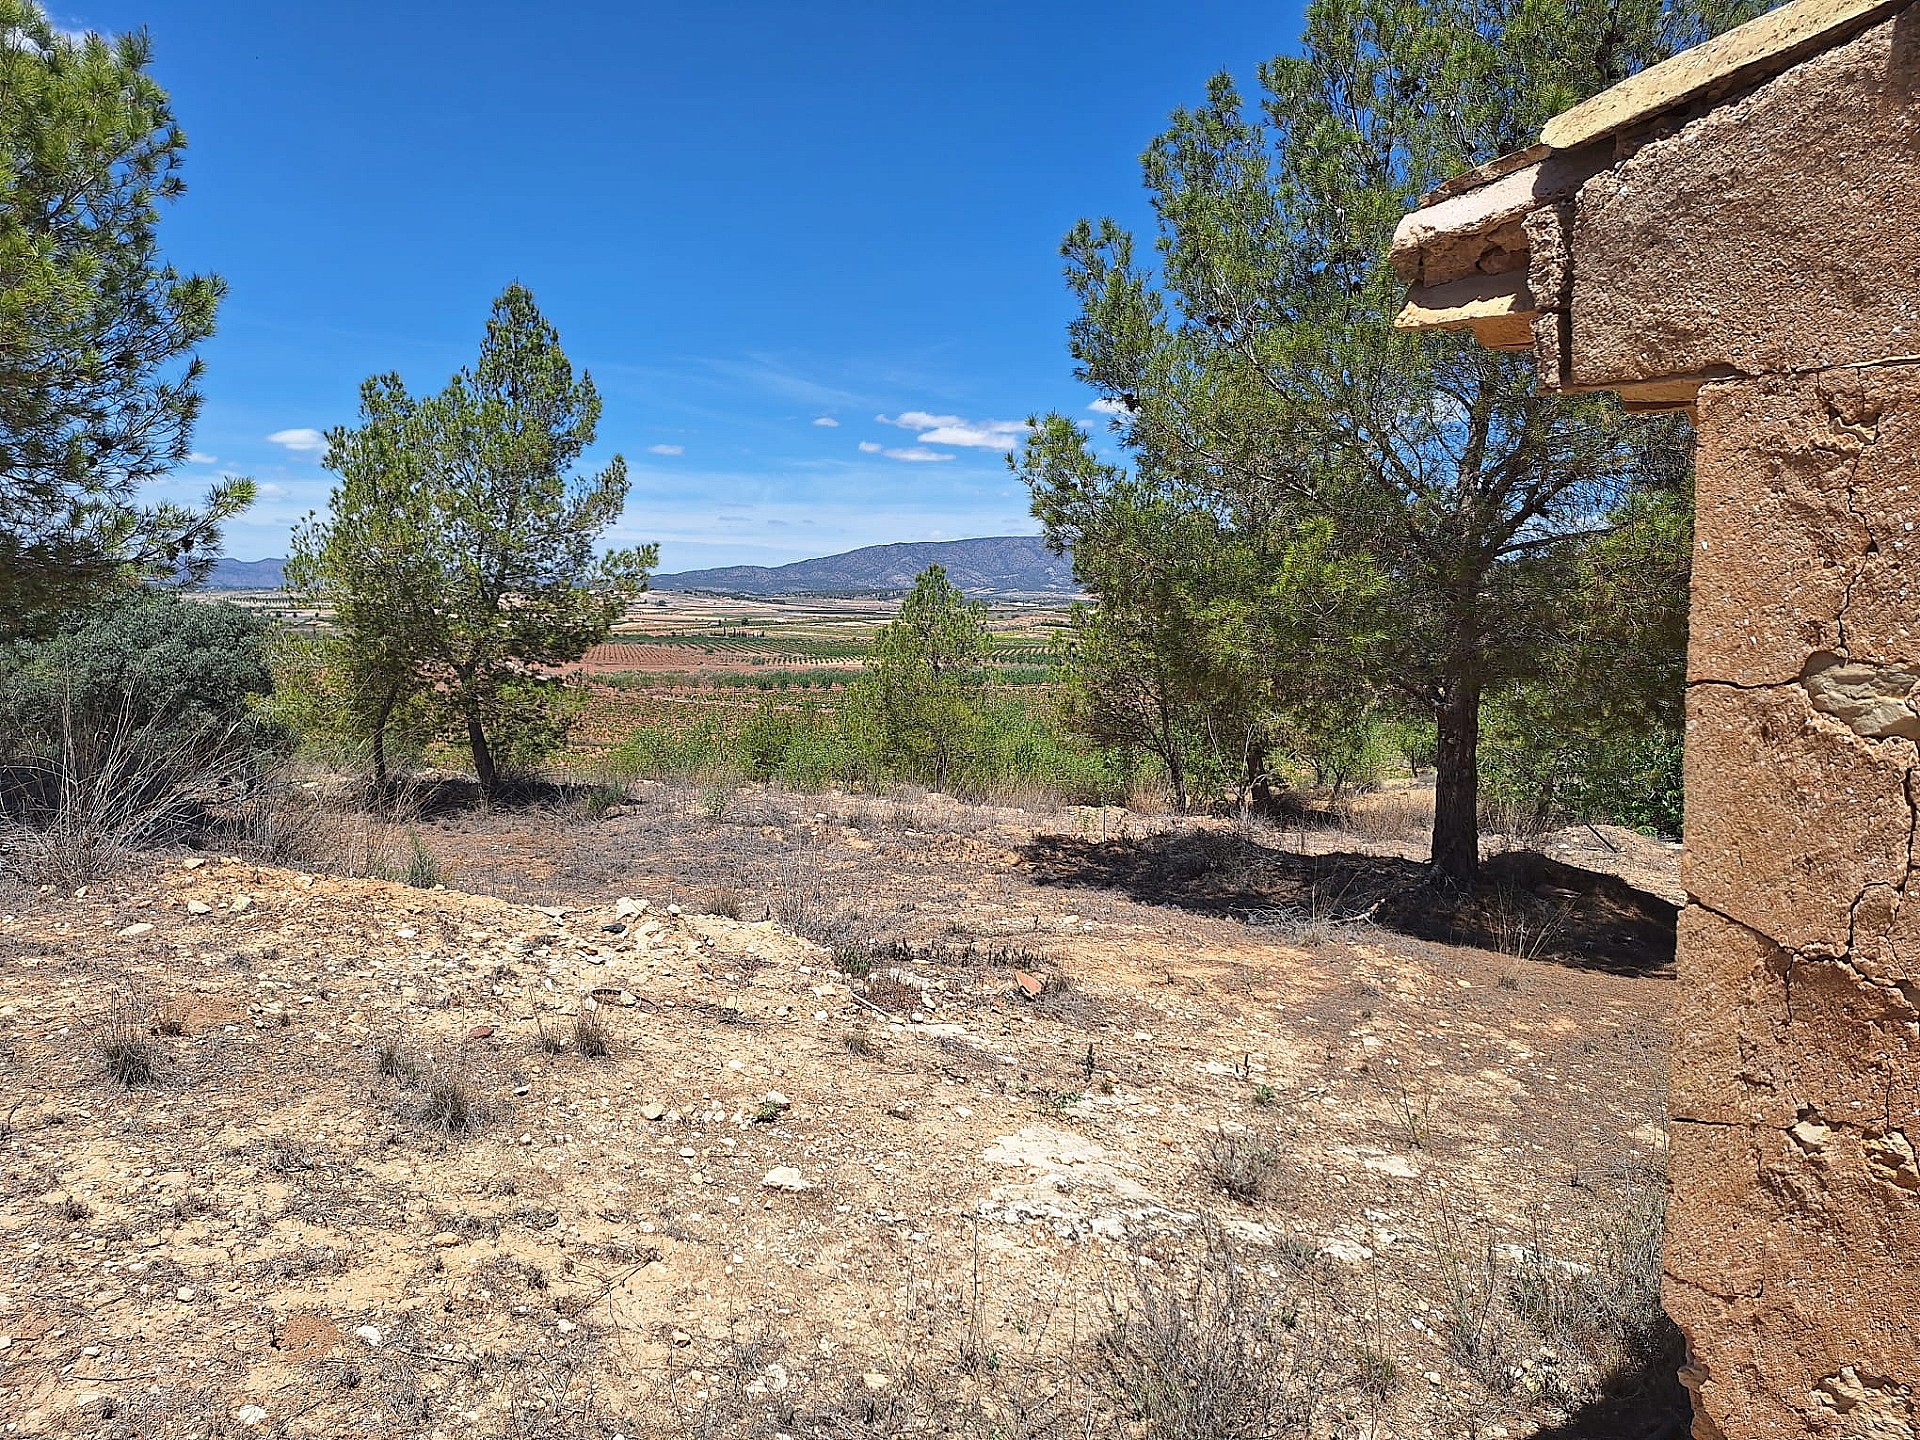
[1821, 390, 1882, 655]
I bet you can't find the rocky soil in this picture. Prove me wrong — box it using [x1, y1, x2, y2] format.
[0, 785, 1683, 1439]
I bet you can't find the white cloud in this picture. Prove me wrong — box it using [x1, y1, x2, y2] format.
[877, 410, 1030, 450]
[648, 443, 685, 456]
[877, 410, 961, 431]
[1088, 398, 1133, 416]
[266, 427, 326, 454]
[857, 438, 951, 461]
[187, 452, 218, 465]
[812, 416, 840, 428]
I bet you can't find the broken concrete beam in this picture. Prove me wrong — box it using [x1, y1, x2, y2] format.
[1389, 147, 1603, 286]
[1392, 269, 1533, 338]
[1570, 13, 1920, 386]
[1540, 0, 1915, 150]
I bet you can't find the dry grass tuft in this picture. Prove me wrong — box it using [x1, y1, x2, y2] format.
[94, 999, 159, 1087]
[1097, 1228, 1334, 1439]
[572, 1012, 612, 1059]
[1199, 1129, 1286, 1204]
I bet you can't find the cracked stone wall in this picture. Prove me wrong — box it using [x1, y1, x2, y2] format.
[1561, 14, 1920, 1436]
[1671, 369, 1920, 1437]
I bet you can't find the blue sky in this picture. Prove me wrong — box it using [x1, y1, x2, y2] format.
[70, 1, 1304, 570]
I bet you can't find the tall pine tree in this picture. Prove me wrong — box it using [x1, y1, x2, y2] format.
[0, 3, 249, 635]
[1021, 0, 1759, 883]
[290, 286, 655, 798]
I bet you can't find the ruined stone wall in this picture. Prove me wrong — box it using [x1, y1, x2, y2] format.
[1561, 12, 1920, 1435]
[1672, 369, 1920, 1436]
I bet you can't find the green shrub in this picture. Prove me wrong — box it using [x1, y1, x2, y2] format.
[0, 592, 287, 877]
[606, 713, 732, 781]
[1480, 685, 1684, 837]
[0, 592, 281, 763]
[261, 633, 439, 771]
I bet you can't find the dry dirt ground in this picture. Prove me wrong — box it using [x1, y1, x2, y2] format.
[0, 784, 1685, 1440]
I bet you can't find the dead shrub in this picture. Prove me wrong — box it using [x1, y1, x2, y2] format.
[375, 1035, 421, 1081]
[863, 972, 922, 1015]
[94, 999, 159, 1087]
[3, 705, 260, 885]
[572, 1012, 611, 1059]
[1505, 1173, 1678, 1403]
[702, 886, 745, 920]
[1334, 787, 1433, 848]
[375, 1033, 484, 1136]
[1199, 1129, 1285, 1204]
[1097, 1228, 1333, 1439]
[410, 1071, 480, 1135]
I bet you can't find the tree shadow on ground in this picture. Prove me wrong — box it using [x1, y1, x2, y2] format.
[356, 773, 618, 821]
[1020, 828, 1677, 976]
[1525, 1319, 1692, 1440]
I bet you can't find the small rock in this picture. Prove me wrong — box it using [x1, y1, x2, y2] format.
[431, 1231, 460, 1248]
[353, 1325, 382, 1348]
[862, 1372, 891, 1391]
[640, 1101, 666, 1122]
[235, 1404, 268, 1427]
[185, 901, 211, 916]
[1013, 971, 1043, 997]
[467, 1025, 495, 1041]
[1790, 1119, 1831, 1151]
[232, 895, 252, 913]
[763, 1091, 790, 1111]
[671, 1329, 691, 1345]
[762, 1166, 812, 1192]
[182, 858, 206, 870]
[176, 1286, 195, 1303]
[556, 1319, 577, 1335]
[119, 923, 155, 939]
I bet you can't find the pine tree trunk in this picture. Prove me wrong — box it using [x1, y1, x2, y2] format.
[371, 689, 396, 788]
[1430, 670, 1482, 887]
[467, 711, 497, 801]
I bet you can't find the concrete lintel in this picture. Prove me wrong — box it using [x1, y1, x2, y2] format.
[1393, 270, 1534, 333]
[1540, 0, 1914, 149]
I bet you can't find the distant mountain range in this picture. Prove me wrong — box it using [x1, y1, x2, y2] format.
[652, 536, 1077, 598]
[196, 536, 1079, 599]
[197, 557, 287, 590]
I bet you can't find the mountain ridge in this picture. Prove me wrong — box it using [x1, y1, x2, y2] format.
[193, 536, 1078, 598]
[651, 535, 1076, 598]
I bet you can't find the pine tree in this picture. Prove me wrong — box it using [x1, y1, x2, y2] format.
[1026, 0, 1758, 884]
[0, 3, 250, 635]
[289, 286, 656, 798]
[852, 565, 991, 791]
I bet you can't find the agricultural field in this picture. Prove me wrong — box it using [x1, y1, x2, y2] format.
[565, 592, 1069, 751]
[587, 592, 1063, 677]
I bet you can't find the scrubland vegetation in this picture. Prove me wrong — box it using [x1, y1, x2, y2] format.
[0, 0, 1766, 1433]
